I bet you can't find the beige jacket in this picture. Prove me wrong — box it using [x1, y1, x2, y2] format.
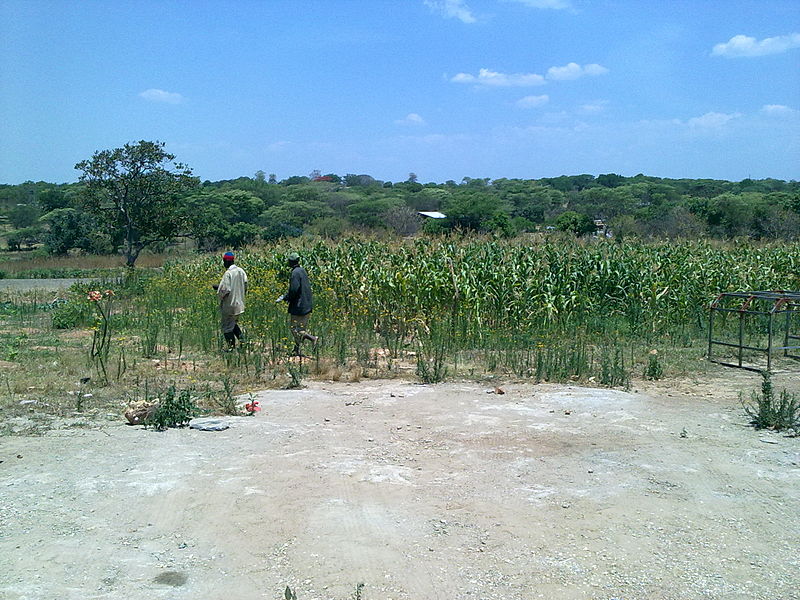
[217, 264, 248, 316]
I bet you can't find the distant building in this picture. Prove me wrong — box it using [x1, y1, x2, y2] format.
[418, 211, 446, 219]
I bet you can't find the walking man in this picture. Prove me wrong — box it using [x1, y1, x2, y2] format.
[277, 252, 317, 356]
[214, 251, 248, 349]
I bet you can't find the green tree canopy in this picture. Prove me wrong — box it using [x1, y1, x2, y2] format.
[8, 203, 41, 228]
[39, 208, 109, 255]
[75, 140, 198, 267]
[556, 211, 596, 236]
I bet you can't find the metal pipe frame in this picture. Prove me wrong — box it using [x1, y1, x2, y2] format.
[707, 290, 800, 372]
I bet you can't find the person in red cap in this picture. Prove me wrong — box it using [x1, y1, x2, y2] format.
[213, 251, 248, 349]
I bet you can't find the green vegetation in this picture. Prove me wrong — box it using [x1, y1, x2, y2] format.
[1, 142, 798, 265]
[1, 141, 798, 428]
[742, 372, 800, 434]
[0, 235, 797, 427]
[145, 385, 200, 431]
[74, 140, 198, 267]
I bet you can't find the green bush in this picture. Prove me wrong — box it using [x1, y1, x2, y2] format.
[51, 301, 89, 329]
[146, 386, 199, 431]
[644, 351, 664, 380]
[742, 372, 800, 433]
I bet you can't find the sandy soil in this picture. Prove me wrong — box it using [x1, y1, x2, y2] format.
[1, 371, 798, 600]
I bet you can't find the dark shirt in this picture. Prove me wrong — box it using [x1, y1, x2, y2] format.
[285, 266, 313, 316]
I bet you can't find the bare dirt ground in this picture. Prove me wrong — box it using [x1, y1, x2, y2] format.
[1, 370, 798, 600]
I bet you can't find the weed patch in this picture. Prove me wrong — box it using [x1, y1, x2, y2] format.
[145, 385, 200, 431]
[742, 372, 800, 434]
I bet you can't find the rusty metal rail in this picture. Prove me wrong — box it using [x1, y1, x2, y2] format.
[707, 290, 800, 372]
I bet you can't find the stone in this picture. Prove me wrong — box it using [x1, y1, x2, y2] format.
[189, 418, 230, 432]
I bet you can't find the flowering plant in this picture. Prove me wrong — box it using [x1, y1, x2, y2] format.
[88, 290, 115, 383]
[244, 400, 261, 415]
[88, 289, 114, 302]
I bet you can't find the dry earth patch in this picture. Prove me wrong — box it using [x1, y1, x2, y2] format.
[1, 374, 798, 600]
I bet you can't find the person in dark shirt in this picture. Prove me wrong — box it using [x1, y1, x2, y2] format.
[277, 252, 317, 356]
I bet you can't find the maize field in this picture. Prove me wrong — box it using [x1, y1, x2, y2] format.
[128, 237, 800, 383]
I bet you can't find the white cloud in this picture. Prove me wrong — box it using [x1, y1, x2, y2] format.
[516, 94, 549, 108]
[546, 62, 609, 81]
[579, 100, 609, 114]
[712, 33, 800, 57]
[396, 113, 426, 125]
[686, 112, 741, 128]
[424, 0, 476, 23]
[761, 104, 798, 116]
[138, 88, 183, 104]
[505, 0, 572, 9]
[451, 68, 546, 87]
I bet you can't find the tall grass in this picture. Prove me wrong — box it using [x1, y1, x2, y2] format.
[0, 251, 170, 277]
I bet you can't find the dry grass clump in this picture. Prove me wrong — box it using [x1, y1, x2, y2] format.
[0, 251, 173, 275]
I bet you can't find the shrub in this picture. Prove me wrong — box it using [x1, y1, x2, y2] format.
[51, 300, 89, 329]
[146, 385, 199, 431]
[742, 372, 800, 433]
[644, 350, 664, 380]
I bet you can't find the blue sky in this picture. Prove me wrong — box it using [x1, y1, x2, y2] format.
[1, 0, 799, 184]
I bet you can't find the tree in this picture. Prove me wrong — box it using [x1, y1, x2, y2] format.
[37, 188, 71, 212]
[222, 222, 261, 248]
[282, 175, 310, 185]
[485, 212, 517, 238]
[75, 141, 198, 267]
[555, 211, 596, 236]
[8, 203, 41, 228]
[306, 216, 348, 239]
[6, 226, 42, 251]
[343, 174, 378, 187]
[596, 173, 625, 188]
[384, 206, 422, 236]
[347, 197, 402, 228]
[40, 208, 109, 255]
[182, 189, 265, 250]
[260, 200, 333, 229]
[442, 191, 510, 232]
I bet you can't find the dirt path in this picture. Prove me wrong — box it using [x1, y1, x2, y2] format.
[1, 375, 798, 600]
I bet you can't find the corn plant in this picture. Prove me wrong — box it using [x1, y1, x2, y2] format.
[103, 238, 800, 386]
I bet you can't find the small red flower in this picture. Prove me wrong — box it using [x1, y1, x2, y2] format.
[244, 400, 261, 415]
[87, 291, 102, 302]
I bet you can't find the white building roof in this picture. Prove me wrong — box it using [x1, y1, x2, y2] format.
[418, 211, 447, 219]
